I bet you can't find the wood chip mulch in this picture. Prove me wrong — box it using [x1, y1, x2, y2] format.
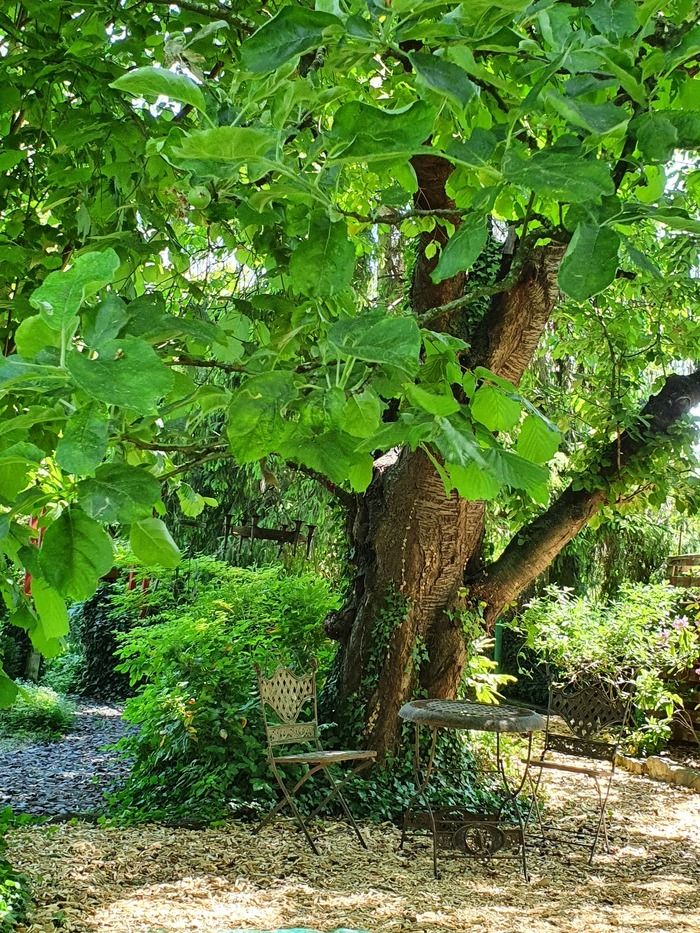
[6, 769, 699, 933]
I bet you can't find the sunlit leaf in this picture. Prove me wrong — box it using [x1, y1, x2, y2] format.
[111, 66, 206, 114]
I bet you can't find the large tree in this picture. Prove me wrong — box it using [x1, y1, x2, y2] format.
[1, 1, 699, 759]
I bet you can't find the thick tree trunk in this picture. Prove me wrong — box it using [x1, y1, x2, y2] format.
[325, 157, 563, 759]
[327, 448, 485, 757]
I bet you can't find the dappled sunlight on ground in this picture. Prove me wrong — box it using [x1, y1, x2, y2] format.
[7, 769, 699, 932]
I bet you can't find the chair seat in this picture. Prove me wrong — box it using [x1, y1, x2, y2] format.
[272, 749, 377, 765]
[523, 758, 608, 778]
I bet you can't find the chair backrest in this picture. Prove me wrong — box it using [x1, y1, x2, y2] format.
[546, 677, 633, 761]
[256, 664, 319, 751]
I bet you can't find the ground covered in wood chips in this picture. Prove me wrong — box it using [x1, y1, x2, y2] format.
[6, 769, 699, 933]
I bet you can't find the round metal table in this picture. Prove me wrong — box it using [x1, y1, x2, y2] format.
[398, 699, 546, 879]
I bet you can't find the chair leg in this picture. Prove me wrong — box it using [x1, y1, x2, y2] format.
[526, 767, 547, 846]
[255, 762, 321, 832]
[589, 771, 615, 864]
[258, 763, 320, 856]
[319, 765, 369, 849]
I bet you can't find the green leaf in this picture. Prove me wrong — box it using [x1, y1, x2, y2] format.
[289, 217, 355, 297]
[517, 414, 560, 463]
[172, 126, 278, 164]
[633, 112, 678, 162]
[434, 417, 490, 471]
[227, 372, 297, 463]
[485, 449, 549, 494]
[176, 483, 215, 518]
[504, 150, 614, 203]
[40, 509, 114, 601]
[83, 294, 129, 349]
[0, 671, 18, 708]
[111, 66, 207, 114]
[471, 384, 521, 432]
[56, 405, 109, 475]
[14, 315, 60, 358]
[130, 518, 181, 569]
[330, 101, 435, 162]
[32, 578, 69, 638]
[587, 0, 639, 37]
[404, 384, 460, 417]
[446, 129, 498, 170]
[240, 6, 341, 73]
[558, 223, 620, 300]
[341, 391, 382, 438]
[409, 52, 479, 110]
[66, 338, 174, 415]
[29, 249, 120, 334]
[77, 463, 161, 523]
[545, 92, 628, 135]
[431, 214, 488, 284]
[0, 442, 44, 500]
[327, 312, 421, 373]
[283, 430, 372, 492]
[448, 460, 501, 501]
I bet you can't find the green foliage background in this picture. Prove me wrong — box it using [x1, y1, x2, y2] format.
[110, 560, 339, 822]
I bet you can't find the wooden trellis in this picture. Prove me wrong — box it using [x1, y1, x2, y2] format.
[666, 554, 700, 588]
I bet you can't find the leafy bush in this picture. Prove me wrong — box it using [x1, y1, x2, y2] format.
[0, 809, 30, 931]
[41, 647, 84, 695]
[111, 563, 339, 823]
[510, 583, 700, 755]
[0, 684, 75, 742]
[70, 585, 134, 698]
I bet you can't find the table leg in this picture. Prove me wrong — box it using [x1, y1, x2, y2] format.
[400, 724, 440, 878]
[495, 730, 534, 881]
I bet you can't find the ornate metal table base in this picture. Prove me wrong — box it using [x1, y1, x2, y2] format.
[403, 808, 523, 859]
[398, 700, 546, 881]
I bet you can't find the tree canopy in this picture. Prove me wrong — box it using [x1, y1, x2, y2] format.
[0, 1, 699, 704]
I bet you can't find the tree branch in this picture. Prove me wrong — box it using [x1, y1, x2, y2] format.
[139, 0, 252, 32]
[472, 370, 700, 628]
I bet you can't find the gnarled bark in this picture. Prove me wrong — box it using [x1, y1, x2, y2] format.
[326, 157, 563, 758]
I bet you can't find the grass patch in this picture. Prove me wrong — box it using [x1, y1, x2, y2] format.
[0, 684, 75, 743]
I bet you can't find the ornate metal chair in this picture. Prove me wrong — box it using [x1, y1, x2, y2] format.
[525, 676, 634, 863]
[255, 663, 376, 854]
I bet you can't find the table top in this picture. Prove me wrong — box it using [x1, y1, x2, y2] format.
[398, 699, 546, 733]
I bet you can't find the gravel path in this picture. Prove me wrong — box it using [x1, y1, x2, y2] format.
[0, 700, 131, 817]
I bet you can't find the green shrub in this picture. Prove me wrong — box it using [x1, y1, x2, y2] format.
[111, 564, 339, 823]
[0, 684, 75, 742]
[0, 809, 30, 931]
[41, 647, 84, 695]
[510, 583, 700, 755]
